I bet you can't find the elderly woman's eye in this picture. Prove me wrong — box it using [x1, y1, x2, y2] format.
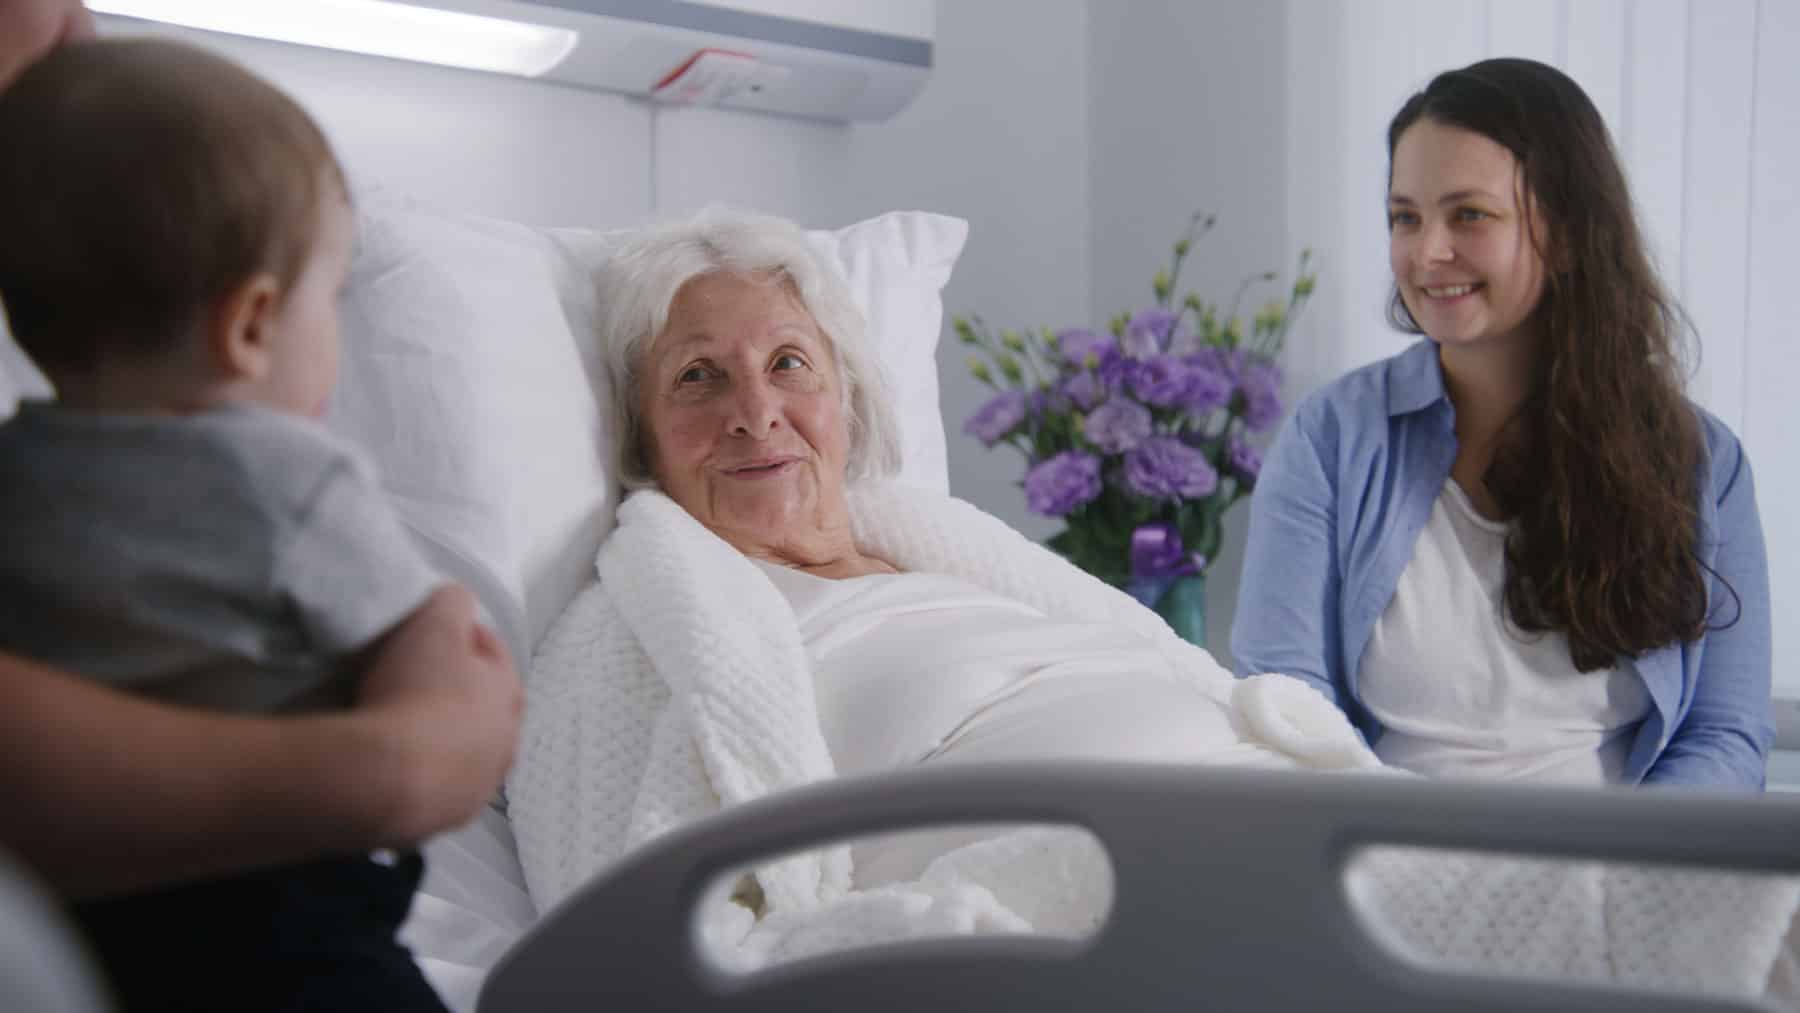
[773, 353, 807, 371]
[677, 365, 713, 384]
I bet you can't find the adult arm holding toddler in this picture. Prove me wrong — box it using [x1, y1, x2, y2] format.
[1, 587, 520, 899]
[0, 0, 90, 89]
[1233, 58, 1770, 790]
[0, 5, 521, 900]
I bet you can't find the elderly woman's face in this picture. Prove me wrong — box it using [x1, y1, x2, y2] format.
[639, 271, 851, 542]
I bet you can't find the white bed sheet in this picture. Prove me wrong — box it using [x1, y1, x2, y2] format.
[403, 806, 535, 1013]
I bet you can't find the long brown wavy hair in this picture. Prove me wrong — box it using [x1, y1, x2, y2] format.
[1386, 58, 1728, 672]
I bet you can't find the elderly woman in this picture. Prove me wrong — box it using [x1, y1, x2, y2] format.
[505, 205, 1365, 907]
[501, 208, 1797, 988]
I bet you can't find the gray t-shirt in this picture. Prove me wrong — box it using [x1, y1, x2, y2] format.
[0, 401, 443, 713]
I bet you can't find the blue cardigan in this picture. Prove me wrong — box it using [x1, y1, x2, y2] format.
[1230, 340, 1773, 789]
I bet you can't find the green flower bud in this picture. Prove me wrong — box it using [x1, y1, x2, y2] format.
[1173, 239, 1191, 257]
[1152, 269, 1172, 303]
[1251, 300, 1286, 337]
[1042, 327, 1060, 350]
[954, 317, 979, 344]
[1109, 313, 1129, 338]
[1000, 329, 1027, 353]
[1295, 274, 1317, 297]
[997, 354, 1024, 384]
[969, 357, 993, 383]
[1224, 316, 1244, 343]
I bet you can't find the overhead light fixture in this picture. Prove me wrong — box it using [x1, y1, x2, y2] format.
[87, 0, 580, 78]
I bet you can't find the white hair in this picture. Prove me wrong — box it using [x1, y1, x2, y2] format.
[596, 205, 903, 490]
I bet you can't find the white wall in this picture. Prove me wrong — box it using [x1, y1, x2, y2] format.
[1279, 0, 1800, 697]
[1742, 0, 1800, 702]
[1086, 1, 1291, 652]
[97, 17, 657, 228]
[40, 4, 1090, 544]
[835, 0, 1092, 542]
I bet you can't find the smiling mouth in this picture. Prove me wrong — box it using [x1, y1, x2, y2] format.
[1422, 283, 1480, 299]
[724, 459, 797, 476]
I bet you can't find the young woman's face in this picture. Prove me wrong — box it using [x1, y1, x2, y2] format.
[1388, 119, 1550, 353]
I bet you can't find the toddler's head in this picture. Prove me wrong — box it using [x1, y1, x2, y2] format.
[0, 37, 352, 417]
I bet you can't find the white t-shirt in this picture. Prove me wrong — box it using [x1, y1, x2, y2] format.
[751, 560, 1285, 885]
[1357, 480, 1650, 785]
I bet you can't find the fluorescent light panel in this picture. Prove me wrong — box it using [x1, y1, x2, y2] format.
[88, 0, 579, 78]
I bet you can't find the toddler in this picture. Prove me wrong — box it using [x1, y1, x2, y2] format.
[0, 37, 493, 1012]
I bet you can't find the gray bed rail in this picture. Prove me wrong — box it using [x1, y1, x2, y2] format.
[480, 763, 1800, 1012]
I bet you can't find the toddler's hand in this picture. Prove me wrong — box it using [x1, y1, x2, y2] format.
[356, 584, 524, 844]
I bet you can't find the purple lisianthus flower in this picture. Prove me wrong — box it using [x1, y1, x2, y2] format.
[1059, 370, 1104, 411]
[1098, 353, 1136, 391]
[964, 390, 1028, 446]
[1123, 436, 1219, 502]
[1122, 309, 1180, 358]
[1183, 361, 1234, 416]
[1083, 398, 1153, 453]
[1030, 386, 1071, 418]
[1188, 346, 1245, 382]
[1125, 354, 1192, 408]
[1227, 437, 1263, 480]
[1056, 329, 1118, 371]
[1236, 361, 1284, 432]
[1024, 451, 1103, 516]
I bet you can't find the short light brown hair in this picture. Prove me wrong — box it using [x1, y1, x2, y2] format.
[0, 38, 347, 377]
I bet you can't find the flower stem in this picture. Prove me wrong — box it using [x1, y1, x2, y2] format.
[1165, 212, 1215, 307]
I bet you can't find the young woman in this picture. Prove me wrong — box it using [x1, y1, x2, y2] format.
[1231, 57, 1771, 789]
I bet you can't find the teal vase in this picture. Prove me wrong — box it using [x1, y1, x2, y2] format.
[1151, 574, 1208, 649]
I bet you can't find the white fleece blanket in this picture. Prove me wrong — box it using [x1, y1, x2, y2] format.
[505, 481, 1798, 995]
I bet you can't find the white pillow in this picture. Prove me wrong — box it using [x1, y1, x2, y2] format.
[328, 190, 966, 663]
[808, 211, 960, 493]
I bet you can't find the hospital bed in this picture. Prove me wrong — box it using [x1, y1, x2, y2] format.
[478, 764, 1800, 1012]
[309, 190, 1800, 1012]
